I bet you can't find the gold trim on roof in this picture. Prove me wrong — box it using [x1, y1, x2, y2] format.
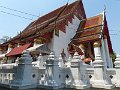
[8, 44, 13, 48]
[93, 41, 101, 47]
[79, 44, 85, 49]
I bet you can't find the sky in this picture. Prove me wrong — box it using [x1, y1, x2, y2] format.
[0, 0, 120, 54]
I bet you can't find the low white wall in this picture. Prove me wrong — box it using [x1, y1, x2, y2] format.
[57, 67, 72, 85]
[31, 67, 39, 84]
[0, 64, 39, 85]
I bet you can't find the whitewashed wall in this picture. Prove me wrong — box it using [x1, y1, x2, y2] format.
[49, 16, 81, 58]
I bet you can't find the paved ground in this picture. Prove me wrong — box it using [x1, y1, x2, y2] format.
[0, 87, 120, 90]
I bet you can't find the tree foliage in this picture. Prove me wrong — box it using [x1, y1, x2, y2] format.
[0, 36, 10, 44]
[110, 52, 116, 62]
[110, 51, 116, 68]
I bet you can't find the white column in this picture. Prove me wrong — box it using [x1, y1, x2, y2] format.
[33, 38, 42, 46]
[17, 43, 21, 47]
[104, 37, 113, 68]
[79, 44, 85, 59]
[101, 38, 107, 68]
[93, 39, 107, 68]
[37, 53, 45, 69]
[45, 51, 62, 89]
[93, 41, 102, 59]
[92, 41, 114, 89]
[7, 44, 13, 53]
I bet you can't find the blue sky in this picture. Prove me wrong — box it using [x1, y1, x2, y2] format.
[0, 0, 120, 53]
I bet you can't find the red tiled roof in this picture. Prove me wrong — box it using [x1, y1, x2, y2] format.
[73, 26, 102, 39]
[70, 14, 113, 54]
[6, 43, 31, 57]
[72, 14, 103, 44]
[20, 1, 86, 37]
[19, 2, 77, 37]
[80, 14, 103, 30]
[1, 0, 86, 46]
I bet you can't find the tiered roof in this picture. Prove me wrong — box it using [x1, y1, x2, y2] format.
[0, 0, 86, 47]
[70, 13, 113, 54]
[0, 0, 113, 54]
[72, 14, 103, 43]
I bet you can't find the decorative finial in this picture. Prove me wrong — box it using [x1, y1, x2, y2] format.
[67, 0, 69, 3]
[104, 4, 106, 13]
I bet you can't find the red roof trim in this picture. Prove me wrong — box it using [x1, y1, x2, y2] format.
[6, 43, 31, 57]
[103, 15, 113, 53]
[0, 0, 86, 47]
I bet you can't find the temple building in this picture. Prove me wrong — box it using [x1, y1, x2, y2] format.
[0, 0, 119, 89]
[0, 0, 113, 67]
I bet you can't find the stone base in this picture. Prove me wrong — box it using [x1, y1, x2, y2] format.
[38, 84, 64, 90]
[0, 82, 37, 90]
[70, 84, 90, 89]
[92, 84, 115, 89]
[11, 80, 32, 86]
[115, 82, 120, 88]
[65, 80, 90, 89]
[65, 83, 90, 90]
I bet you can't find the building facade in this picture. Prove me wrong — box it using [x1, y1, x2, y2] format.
[0, 0, 118, 90]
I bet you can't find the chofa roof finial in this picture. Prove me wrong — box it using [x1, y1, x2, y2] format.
[104, 4, 106, 14]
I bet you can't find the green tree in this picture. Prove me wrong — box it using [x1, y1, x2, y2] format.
[0, 36, 10, 44]
[110, 51, 116, 67]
